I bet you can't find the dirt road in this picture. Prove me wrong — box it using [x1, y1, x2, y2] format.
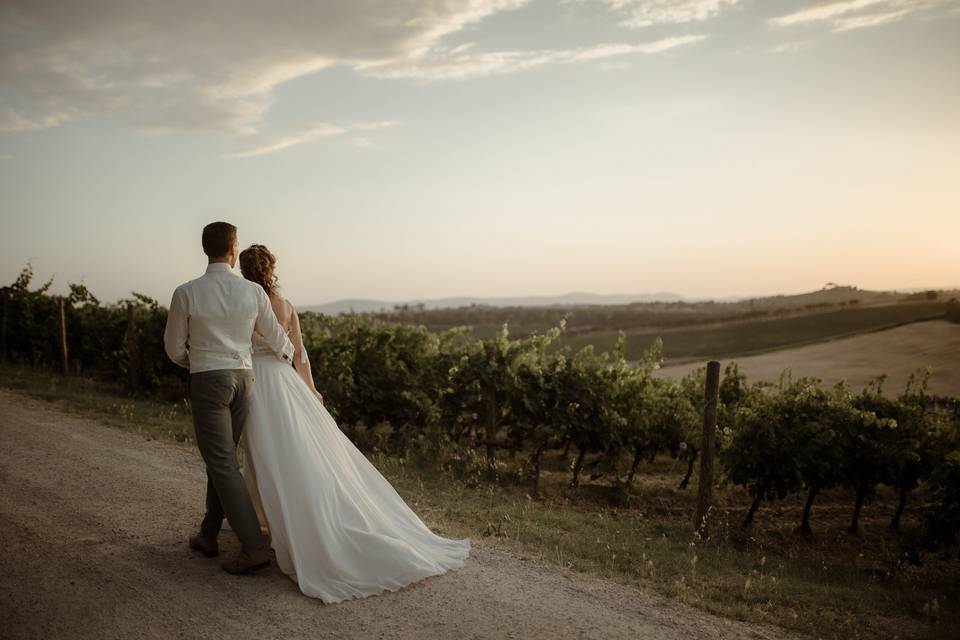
[0, 390, 801, 640]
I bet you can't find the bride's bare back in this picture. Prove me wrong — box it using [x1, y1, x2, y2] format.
[268, 294, 295, 333]
[260, 292, 322, 403]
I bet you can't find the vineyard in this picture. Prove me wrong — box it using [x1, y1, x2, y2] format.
[2, 264, 959, 557]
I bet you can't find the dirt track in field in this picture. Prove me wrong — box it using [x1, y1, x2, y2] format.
[0, 389, 804, 640]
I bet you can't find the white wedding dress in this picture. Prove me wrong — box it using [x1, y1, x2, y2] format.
[239, 327, 470, 603]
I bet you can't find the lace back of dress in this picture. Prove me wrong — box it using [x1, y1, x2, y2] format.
[252, 325, 292, 355]
[253, 299, 300, 359]
[251, 330, 274, 354]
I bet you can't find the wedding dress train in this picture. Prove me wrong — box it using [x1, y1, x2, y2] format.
[240, 348, 470, 603]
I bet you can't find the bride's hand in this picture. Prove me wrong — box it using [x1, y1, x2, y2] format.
[314, 390, 324, 405]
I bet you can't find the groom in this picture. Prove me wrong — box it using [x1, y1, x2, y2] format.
[163, 221, 294, 574]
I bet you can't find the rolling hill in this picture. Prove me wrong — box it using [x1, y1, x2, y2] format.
[653, 319, 960, 397]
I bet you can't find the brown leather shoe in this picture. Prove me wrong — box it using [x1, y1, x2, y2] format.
[221, 546, 271, 575]
[188, 533, 219, 558]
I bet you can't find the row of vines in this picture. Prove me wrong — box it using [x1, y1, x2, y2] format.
[2, 265, 958, 555]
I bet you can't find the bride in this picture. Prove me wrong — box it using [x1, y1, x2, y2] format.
[235, 244, 470, 603]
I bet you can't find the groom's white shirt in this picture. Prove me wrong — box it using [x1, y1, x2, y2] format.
[164, 262, 294, 373]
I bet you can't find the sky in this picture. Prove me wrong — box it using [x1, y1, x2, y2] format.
[1, 0, 958, 306]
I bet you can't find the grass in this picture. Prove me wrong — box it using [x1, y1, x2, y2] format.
[383, 452, 958, 640]
[558, 302, 947, 361]
[0, 364, 196, 443]
[2, 362, 957, 640]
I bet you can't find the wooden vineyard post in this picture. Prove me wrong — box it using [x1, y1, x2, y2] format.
[59, 298, 69, 376]
[694, 360, 721, 537]
[1, 293, 8, 362]
[125, 303, 139, 389]
[485, 392, 497, 469]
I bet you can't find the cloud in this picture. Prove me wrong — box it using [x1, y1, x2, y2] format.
[833, 8, 914, 30]
[0, 107, 75, 133]
[224, 124, 346, 158]
[768, 41, 813, 54]
[568, 36, 708, 59]
[224, 120, 398, 158]
[360, 35, 708, 81]
[600, 0, 741, 27]
[769, 0, 951, 32]
[349, 120, 399, 131]
[769, 0, 889, 26]
[0, 1, 713, 137]
[0, 1, 530, 135]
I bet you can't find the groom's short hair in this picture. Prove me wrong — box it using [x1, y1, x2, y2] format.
[202, 222, 237, 258]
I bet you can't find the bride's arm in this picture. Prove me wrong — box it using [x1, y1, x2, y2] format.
[288, 304, 323, 404]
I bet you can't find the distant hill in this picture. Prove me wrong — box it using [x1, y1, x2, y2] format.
[735, 285, 893, 309]
[300, 285, 960, 316]
[301, 292, 688, 315]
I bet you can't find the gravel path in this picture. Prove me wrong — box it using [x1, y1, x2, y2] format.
[0, 389, 803, 640]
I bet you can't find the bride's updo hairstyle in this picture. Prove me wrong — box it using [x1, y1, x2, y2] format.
[239, 244, 280, 297]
